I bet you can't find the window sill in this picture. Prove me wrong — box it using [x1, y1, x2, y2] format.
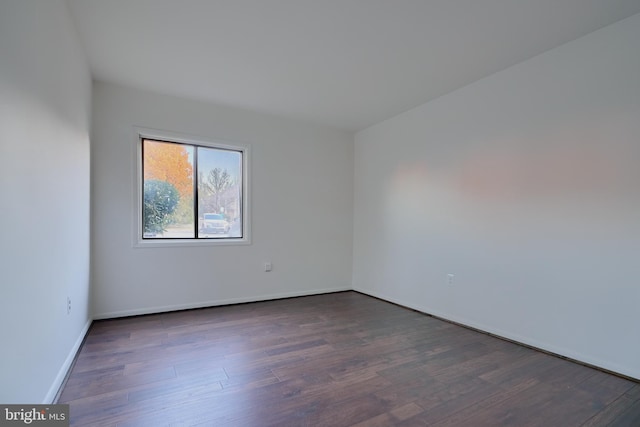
[134, 237, 251, 248]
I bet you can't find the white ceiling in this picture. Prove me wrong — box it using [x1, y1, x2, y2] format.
[67, 0, 640, 131]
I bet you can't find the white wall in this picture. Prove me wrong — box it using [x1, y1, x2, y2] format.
[91, 81, 353, 318]
[354, 14, 640, 379]
[0, 1, 92, 403]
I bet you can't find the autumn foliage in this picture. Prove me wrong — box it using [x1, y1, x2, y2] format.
[143, 140, 193, 201]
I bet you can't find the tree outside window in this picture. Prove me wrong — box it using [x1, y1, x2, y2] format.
[141, 137, 244, 240]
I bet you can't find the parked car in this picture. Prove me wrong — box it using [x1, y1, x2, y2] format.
[200, 213, 230, 234]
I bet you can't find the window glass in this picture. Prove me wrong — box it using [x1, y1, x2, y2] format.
[197, 146, 243, 238]
[141, 137, 245, 241]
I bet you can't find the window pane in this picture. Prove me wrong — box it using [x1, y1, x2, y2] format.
[142, 139, 194, 238]
[197, 147, 242, 238]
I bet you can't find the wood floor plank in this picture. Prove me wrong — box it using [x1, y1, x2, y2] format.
[609, 399, 640, 426]
[57, 291, 639, 426]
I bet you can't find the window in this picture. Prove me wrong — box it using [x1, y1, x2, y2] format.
[137, 131, 249, 245]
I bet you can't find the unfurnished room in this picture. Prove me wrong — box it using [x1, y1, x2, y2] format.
[1, 1, 639, 425]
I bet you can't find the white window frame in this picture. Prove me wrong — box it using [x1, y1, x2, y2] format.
[133, 127, 251, 248]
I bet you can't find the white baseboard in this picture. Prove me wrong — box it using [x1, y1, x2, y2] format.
[93, 286, 351, 320]
[45, 318, 92, 404]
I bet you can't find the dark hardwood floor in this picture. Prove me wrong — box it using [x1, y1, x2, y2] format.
[58, 291, 639, 426]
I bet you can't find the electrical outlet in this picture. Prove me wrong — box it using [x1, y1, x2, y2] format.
[67, 297, 71, 314]
[264, 262, 272, 272]
[447, 274, 454, 285]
